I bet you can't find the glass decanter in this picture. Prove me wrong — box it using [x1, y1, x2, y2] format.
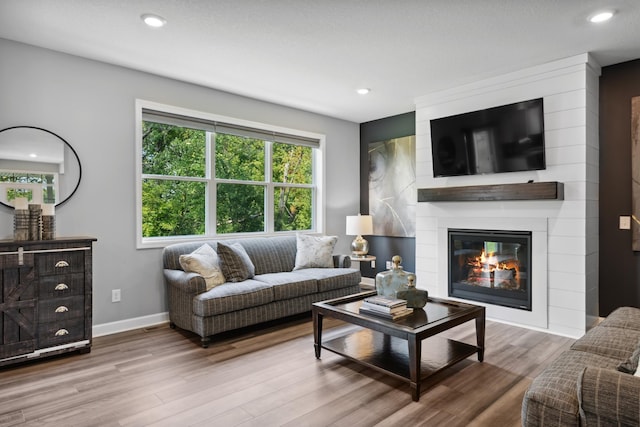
[375, 255, 413, 298]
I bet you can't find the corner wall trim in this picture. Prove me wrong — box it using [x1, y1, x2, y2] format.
[93, 312, 169, 337]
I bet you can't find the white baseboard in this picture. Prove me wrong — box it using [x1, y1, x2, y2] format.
[93, 312, 169, 337]
[486, 316, 582, 339]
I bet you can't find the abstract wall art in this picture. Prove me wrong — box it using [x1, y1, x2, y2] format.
[368, 135, 416, 237]
[632, 96, 640, 250]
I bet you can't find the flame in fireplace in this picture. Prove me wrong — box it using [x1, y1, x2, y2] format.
[473, 250, 498, 271]
[466, 250, 520, 289]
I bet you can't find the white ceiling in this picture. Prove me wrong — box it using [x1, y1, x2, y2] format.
[1, 0, 640, 123]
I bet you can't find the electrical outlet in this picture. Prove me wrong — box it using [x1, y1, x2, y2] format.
[112, 289, 121, 303]
[371, 260, 376, 269]
[620, 215, 631, 230]
[386, 261, 392, 269]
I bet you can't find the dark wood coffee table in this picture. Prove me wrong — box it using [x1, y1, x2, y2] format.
[312, 291, 485, 401]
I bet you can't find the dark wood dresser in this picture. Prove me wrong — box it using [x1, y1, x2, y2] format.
[0, 237, 96, 367]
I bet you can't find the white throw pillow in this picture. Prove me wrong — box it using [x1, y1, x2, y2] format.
[294, 234, 338, 270]
[179, 244, 226, 290]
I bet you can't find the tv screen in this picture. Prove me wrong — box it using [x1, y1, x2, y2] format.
[430, 98, 545, 177]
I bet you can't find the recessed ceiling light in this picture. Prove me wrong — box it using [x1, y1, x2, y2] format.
[589, 10, 615, 23]
[29, 153, 37, 158]
[356, 88, 371, 95]
[141, 13, 167, 28]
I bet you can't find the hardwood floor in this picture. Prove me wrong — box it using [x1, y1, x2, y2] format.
[0, 314, 574, 427]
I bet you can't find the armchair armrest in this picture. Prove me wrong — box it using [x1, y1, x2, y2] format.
[163, 269, 207, 295]
[578, 366, 640, 426]
[333, 254, 352, 268]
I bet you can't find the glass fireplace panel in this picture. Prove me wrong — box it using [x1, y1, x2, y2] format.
[448, 229, 532, 311]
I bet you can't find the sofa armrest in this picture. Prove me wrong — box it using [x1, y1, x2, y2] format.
[333, 254, 352, 268]
[163, 269, 207, 295]
[578, 366, 640, 426]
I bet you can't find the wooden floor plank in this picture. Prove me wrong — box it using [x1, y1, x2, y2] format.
[0, 315, 574, 427]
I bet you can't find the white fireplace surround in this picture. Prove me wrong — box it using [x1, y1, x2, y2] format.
[438, 217, 548, 329]
[414, 53, 600, 338]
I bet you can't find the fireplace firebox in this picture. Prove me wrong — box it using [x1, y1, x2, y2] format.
[448, 229, 532, 311]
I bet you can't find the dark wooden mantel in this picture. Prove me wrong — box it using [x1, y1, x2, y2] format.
[417, 181, 564, 202]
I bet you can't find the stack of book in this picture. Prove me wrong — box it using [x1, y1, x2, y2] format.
[359, 295, 413, 320]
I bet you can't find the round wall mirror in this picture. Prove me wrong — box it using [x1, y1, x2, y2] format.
[0, 126, 82, 208]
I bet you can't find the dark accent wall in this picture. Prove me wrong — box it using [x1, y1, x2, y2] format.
[600, 58, 640, 316]
[359, 112, 416, 278]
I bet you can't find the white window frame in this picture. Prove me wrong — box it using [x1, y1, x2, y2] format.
[135, 99, 326, 249]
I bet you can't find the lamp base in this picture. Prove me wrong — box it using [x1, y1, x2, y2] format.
[351, 235, 369, 257]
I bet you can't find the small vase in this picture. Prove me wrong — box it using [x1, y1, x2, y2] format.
[396, 275, 428, 308]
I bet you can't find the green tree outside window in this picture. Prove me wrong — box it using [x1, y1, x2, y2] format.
[141, 120, 315, 239]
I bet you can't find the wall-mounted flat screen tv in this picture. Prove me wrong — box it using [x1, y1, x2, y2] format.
[430, 98, 545, 177]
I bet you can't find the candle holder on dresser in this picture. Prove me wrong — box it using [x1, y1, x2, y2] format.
[41, 203, 56, 240]
[41, 215, 55, 240]
[28, 204, 41, 241]
[13, 197, 30, 241]
[13, 209, 29, 241]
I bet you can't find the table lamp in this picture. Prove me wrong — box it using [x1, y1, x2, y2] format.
[346, 214, 373, 257]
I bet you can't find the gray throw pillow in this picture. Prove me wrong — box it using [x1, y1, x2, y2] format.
[217, 242, 255, 282]
[617, 341, 640, 374]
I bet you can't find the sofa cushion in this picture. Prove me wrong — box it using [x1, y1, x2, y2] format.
[178, 244, 225, 290]
[239, 236, 297, 275]
[193, 279, 274, 316]
[571, 325, 640, 361]
[293, 234, 338, 270]
[578, 366, 640, 426]
[295, 267, 361, 292]
[598, 306, 640, 331]
[254, 272, 318, 300]
[217, 242, 255, 282]
[522, 349, 620, 424]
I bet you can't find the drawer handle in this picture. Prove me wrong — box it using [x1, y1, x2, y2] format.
[54, 283, 69, 291]
[54, 329, 69, 337]
[55, 260, 70, 268]
[55, 306, 69, 313]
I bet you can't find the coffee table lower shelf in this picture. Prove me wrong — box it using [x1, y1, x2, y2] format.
[321, 328, 478, 385]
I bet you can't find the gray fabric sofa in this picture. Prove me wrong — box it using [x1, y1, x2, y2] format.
[162, 235, 361, 347]
[522, 306, 640, 426]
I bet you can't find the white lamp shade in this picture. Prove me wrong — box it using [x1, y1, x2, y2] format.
[346, 215, 373, 236]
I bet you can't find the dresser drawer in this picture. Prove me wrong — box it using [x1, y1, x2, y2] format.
[38, 318, 85, 348]
[37, 251, 85, 276]
[38, 296, 84, 323]
[38, 273, 85, 299]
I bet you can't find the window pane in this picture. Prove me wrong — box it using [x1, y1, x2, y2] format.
[274, 187, 312, 231]
[142, 122, 206, 177]
[0, 173, 56, 204]
[216, 183, 264, 233]
[142, 179, 205, 237]
[215, 133, 264, 180]
[6, 188, 32, 201]
[272, 143, 312, 184]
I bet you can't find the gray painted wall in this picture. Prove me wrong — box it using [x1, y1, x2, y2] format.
[0, 39, 360, 327]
